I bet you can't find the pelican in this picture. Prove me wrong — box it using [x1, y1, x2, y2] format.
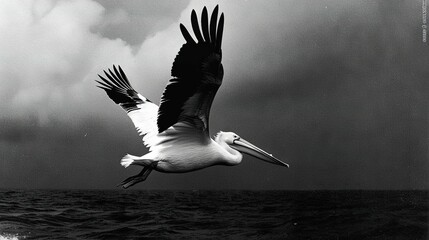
[96, 6, 289, 188]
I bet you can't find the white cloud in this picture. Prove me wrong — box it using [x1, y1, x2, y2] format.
[0, 0, 194, 125]
[0, 0, 136, 124]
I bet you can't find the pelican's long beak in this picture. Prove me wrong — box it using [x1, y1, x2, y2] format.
[231, 138, 289, 168]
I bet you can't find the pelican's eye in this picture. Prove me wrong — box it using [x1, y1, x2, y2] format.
[233, 135, 240, 142]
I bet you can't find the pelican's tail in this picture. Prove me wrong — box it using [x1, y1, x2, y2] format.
[120, 154, 154, 168]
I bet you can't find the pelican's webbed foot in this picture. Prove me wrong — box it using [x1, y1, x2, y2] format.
[118, 165, 154, 189]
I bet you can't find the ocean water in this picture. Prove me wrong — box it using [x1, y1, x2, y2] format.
[0, 190, 427, 239]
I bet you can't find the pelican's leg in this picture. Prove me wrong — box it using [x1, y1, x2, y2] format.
[118, 162, 157, 189]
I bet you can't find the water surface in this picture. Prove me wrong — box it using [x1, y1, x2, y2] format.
[0, 190, 427, 239]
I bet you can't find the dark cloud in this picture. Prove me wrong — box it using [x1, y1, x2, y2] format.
[0, 118, 39, 143]
[212, 0, 428, 190]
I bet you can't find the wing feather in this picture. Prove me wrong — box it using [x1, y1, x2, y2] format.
[157, 6, 225, 134]
[210, 5, 219, 44]
[201, 7, 211, 42]
[96, 65, 158, 148]
[191, 10, 204, 43]
[216, 13, 224, 51]
[179, 24, 196, 44]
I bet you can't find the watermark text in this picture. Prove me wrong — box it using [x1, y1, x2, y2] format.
[423, 0, 427, 42]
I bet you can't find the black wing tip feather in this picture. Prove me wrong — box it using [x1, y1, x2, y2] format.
[96, 65, 129, 91]
[201, 7, 210, 42]
[216, 13, 224, 51]
[96, 65, 148, 110]
[172, 5, 224, 78]
[179, 5, 224, 50]
[180, 24, 196, 44]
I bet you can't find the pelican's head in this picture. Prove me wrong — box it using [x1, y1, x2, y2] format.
[216, 132, 289, 168]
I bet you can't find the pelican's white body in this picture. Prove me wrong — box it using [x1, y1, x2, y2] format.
[132, 123, 242, 173]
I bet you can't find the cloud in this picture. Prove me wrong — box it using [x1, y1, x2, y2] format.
[0, 1, 130, 125]
[93, 0, 190, 45]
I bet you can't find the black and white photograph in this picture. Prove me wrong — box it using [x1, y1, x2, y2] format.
[0, 0, 428, 239]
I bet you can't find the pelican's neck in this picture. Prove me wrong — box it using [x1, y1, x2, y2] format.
[214, 138, 242, 166]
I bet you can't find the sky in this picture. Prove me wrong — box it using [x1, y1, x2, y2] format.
[0, 0, 427, 190]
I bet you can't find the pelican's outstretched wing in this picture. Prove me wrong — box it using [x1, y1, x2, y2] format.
[96, 65, 159, 147]
[157, 5, 225, 135]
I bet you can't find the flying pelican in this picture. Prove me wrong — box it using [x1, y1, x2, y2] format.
[96, 6, 289, 188]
